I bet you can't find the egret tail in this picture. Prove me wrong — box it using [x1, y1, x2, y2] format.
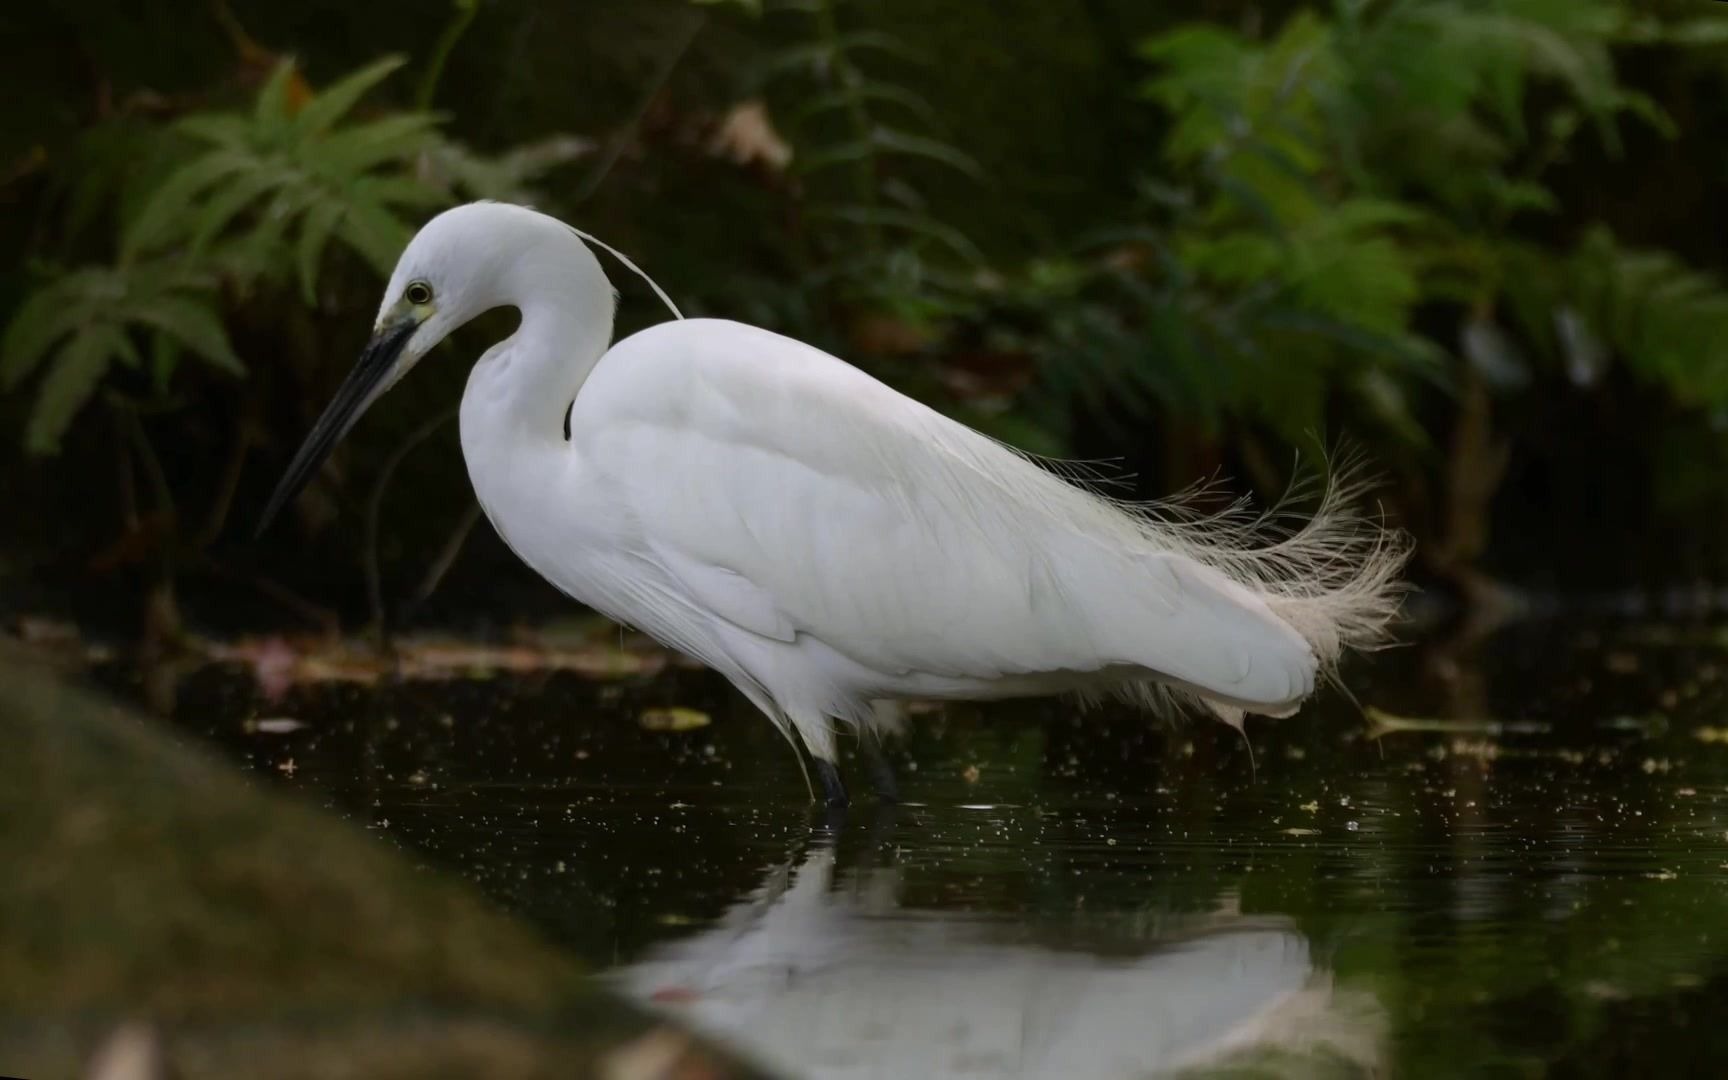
[1100, 454, 1410, 727]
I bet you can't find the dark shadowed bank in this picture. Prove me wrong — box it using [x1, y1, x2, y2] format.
[0, 643, 777, 1080]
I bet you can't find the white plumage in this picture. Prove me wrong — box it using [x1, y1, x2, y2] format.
[262, 202, 1408, 799]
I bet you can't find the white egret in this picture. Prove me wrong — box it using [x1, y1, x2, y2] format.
[259, 202, 1408, 804]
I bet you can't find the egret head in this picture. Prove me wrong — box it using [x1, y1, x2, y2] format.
[257, 201, 673, 536]
[255, 203, 556, 535]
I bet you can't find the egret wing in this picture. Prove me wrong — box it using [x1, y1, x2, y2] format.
[575, 319, 1314, 706]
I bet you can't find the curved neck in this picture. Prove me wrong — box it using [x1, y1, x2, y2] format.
[471, 223, 617, 440]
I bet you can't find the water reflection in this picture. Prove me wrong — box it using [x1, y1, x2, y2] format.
[618, 829, 1383, 1079]
[92, 615, 1728, 1074]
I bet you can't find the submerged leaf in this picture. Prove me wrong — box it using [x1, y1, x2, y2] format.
[639, 708, 713, 733]
[1364, 707, 1551, 740]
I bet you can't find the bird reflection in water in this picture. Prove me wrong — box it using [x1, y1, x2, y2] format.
[616, 819, 1384, 1079]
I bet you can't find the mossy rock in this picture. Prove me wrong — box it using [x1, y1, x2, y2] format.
[0, 644, 773, 1079]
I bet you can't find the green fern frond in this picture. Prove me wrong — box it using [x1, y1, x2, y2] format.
[1565, 230, 1728, 404]
[748, 0, 987, 300]
[1495, 230, 1728, 406]
[0, 260, 239, 454]
[294, 56, 408, 135]
[419, 134, 592, 206]
[122, 57, 447, 296]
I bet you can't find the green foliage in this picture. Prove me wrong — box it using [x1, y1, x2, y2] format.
[755, 0, 986, 314]
[8, 0, 1728, 584]
[691, 0, 763, 14]
[0, 260, 237, 453]
[1004, 0, 1728, 452]
[1500, 228, 1728, 406]
[124, 57, 443, 299]
[421, 134, 593, 208]
[981, 9, 1441, 446]
[1, 52, 580, 456]
[997, 239, 1442, 447]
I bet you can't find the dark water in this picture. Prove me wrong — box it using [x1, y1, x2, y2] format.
[117, 617, 1728, 1077]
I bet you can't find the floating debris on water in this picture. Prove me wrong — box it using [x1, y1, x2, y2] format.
[1596, 713, 1668, 736]
[203, 631, 671, 699]
[1365, 707, 1552, 740]
[248, 716, 306, 734]
[639, 707, 712, 732]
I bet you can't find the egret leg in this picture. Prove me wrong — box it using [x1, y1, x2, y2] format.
[862, 738, 900, 803]
[813, 758, 849, 808]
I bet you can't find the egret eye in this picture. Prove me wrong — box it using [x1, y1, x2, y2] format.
[405, 281, 434, 306]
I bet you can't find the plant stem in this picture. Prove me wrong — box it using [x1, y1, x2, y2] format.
[119, 403, 176, 536]
[198, 415, 253, 547]
[816, 0, 881, 254]
[114, 407, 139, 531]
[574, 9, 705, 204]
[201, 557, 339, 635]
[405, 500, 483, 619]
[363, 407, 458, 645]
[116, 399, 186, 654]
[416, 0, 479, 111]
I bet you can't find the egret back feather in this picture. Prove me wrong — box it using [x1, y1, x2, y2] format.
[901, 417, 1410, 724]
[560, 319, 1409, 752]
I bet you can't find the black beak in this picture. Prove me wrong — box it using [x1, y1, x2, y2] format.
[255, 319, 417, 537]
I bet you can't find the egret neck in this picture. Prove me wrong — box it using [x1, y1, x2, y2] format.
[465, 222, 617, 443]
[254, 208, 620, 535]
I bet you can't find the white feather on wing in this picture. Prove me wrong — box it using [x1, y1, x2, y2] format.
[572, 319, 1407, 723]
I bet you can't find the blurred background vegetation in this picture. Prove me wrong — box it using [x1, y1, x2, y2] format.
[7, 0, 1728, 648]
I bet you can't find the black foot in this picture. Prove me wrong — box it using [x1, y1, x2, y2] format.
[862, 740, 900, 803]
[814, 758, 849, 807]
